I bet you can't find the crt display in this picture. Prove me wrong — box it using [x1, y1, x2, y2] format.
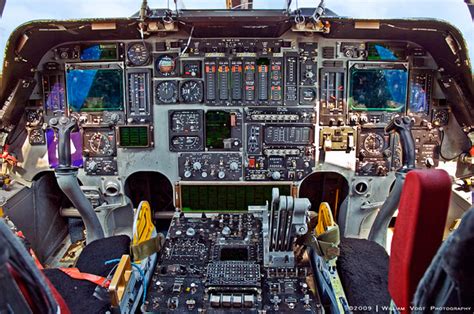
[80, 43, 118, 61]
[181, 185, 291, 212]
[349, 65, 408, 111]
[206, 111, 231, 149]
[118, 126, 150, 147]
[66, 68, 124, 112]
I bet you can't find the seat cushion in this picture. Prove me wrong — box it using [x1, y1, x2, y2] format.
[337, 237, 391, 310]
[76, 235, 130, 276]
[44, 235, 131, 314]
[44, 268, 110, 314]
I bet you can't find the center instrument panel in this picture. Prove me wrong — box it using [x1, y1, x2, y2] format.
[31, 36, 447, 181]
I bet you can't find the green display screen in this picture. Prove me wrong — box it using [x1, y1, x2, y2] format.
[206, 111, 231, 149]
[118, 126, 150, 147]
[181, 185, 291, 212]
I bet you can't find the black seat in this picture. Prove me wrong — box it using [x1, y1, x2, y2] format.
[44, 235, 130, 314]
[337, 237, 391, 309]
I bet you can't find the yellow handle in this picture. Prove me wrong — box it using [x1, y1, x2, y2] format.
[315, 202, 336, 236]
[132, 201, 155, 246]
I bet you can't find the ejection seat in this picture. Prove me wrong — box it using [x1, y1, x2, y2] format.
[337, 169, 452, 312]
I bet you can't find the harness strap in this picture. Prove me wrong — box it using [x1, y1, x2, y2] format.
[59, 268, 110, 288]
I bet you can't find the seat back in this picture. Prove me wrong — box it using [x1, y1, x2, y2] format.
[388, 169, 451, 313]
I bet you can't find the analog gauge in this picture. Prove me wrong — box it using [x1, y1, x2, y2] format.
[301, 88, 316, 102]
[127, 43, 150, 66]
[183, 61, 202, 78]
[155, 55, 176, 76]
[26, 109, 42, 126]
[171, 136, 202, 150]
[29, 128, 45, 145]
[89, 132, 113, 156]
[180, 80, 203, 103]
[155, 81, 178, 104]
[432, 109, 449, 127]
[363, 133, 385, 154]
[170, 111, 203, 132]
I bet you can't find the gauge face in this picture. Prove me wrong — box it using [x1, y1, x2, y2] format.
[29, 129, 45, 145]
[127, 72, 150, 115]
[171, 136, 202, 150]
[155, 81, 178, 104]
[180, 80, 203, 103]
[433, 109, 449, 126]
[171, 111, 202, 132]
[89, 133, 113, 155]
[155, 55, 176, 76]
[127, 43, 150, 66]
[301, 88, 316, 102]
[182, 61, 201, 78]
[363, 133, 385, 154]
[26, 110, 42, 126]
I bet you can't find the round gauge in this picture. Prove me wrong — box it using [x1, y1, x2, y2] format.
[127, 43, 150, 66]
[26, 110, 42, 127]
[433, 109, 449, 126]
[89, 133, 112, 155]
[363, 133, 385, 154]
[29, 129, 44, 144]
[171, 136, 201, 150]
[301, 88, 316, 103]
[180, 80, 203, 103]
[155, 81, 178, 104]
[155, 55, 176, 76]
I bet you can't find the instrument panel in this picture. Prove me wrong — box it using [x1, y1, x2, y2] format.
[34, 35, 446, 183]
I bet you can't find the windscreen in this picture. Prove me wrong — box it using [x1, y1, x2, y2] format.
[348, 63, 408, 111]
[66, 68, 124, 112]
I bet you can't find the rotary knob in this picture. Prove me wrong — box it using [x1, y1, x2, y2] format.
[271, 171, 281, 180]
[186, 228, 196, 237]
[222, 226, 231, 236]
[87, 160, 98, 172]
[229, 161, 239, 171]
[184, 170, 192, 178]
[193, 162, 202, 171]
[218, 171, 226, 179]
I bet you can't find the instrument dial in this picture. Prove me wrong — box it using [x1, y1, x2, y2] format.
[170, 111, 202, 132]
[29, 128, 45, 145]
[127, 43, 150, 66]
[171, 136, 202, 150]
[180, 80, 203, 103]
[155, 55, 176, 76]
[155, 81, 178, 104]
[89, 133, 113, 156]
[26, 109, 42, 126]
[432, 109, 449, 126]
[363, 133, 385, 154]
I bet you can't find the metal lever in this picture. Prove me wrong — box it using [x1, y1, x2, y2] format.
[368, 115, 416, 246]
[49, 116, 78, 169]
[385, 116, 416, 171]
[49, 116, 104, 244]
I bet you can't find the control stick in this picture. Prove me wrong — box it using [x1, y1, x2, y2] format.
[49, 116, 104, 243]
[368, 116, 416, 246]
